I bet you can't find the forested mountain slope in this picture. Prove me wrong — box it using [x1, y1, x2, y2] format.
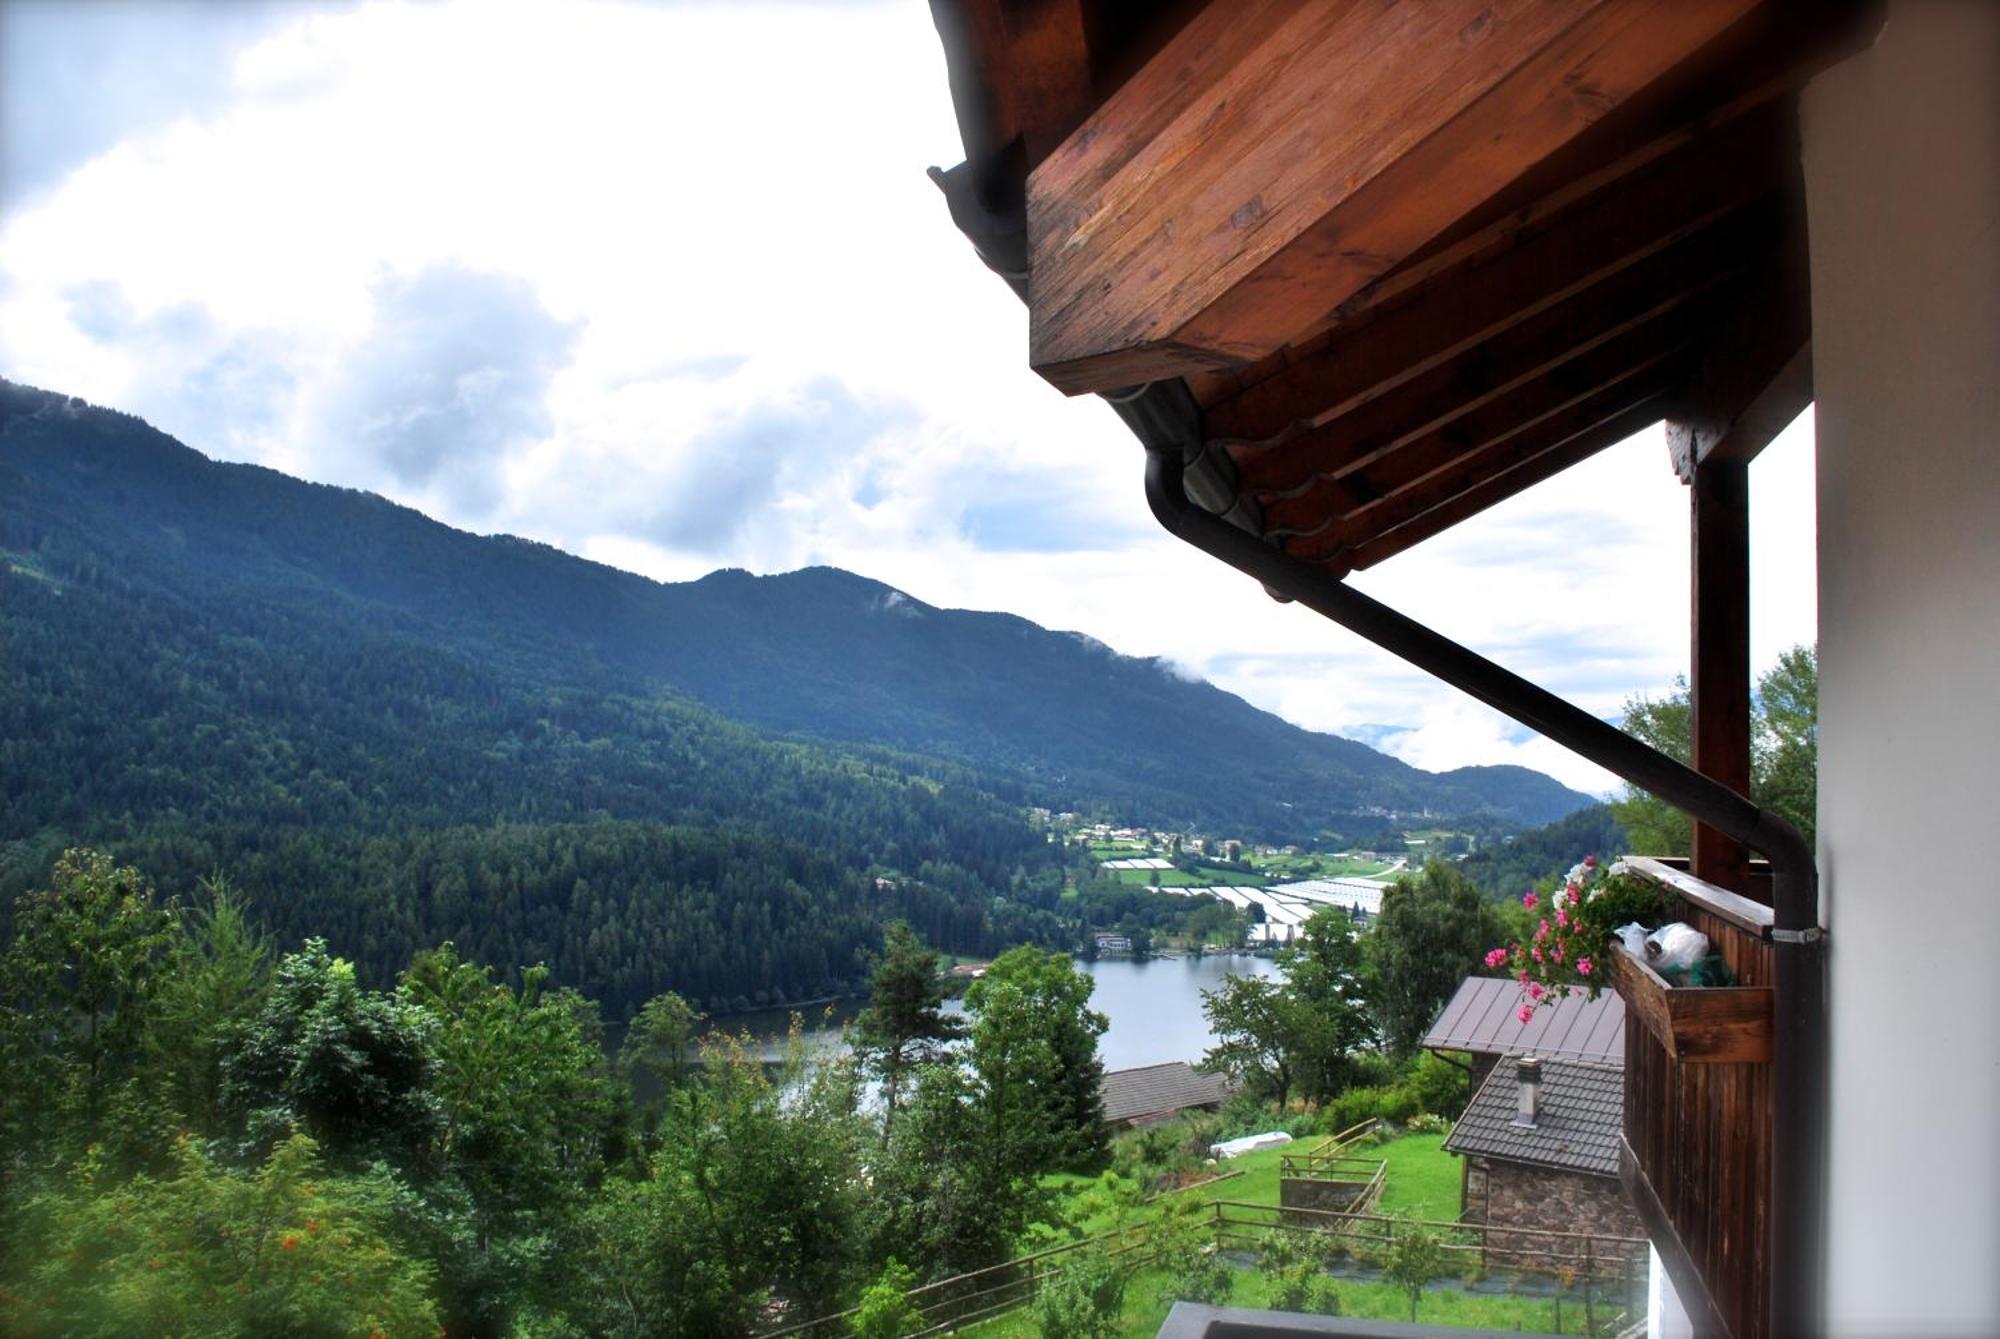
[0, 381, 1591, 1009]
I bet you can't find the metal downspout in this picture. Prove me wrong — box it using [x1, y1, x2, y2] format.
[1142, 428, 1824, 1339]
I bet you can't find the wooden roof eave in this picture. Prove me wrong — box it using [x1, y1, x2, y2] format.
[930, 0, 1867, 576]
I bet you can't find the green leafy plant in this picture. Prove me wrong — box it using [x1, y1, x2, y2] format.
[1032, 1246, 1126, 1339]
[849, 1258, 921, 1339]
[1382, 1220, 1448, 1324]
[1260, 1229, 1342, 1315]
[1487, 859, 1668, 1020]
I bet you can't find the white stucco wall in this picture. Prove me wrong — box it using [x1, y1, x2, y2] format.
[1803, 4, 2000, 1334]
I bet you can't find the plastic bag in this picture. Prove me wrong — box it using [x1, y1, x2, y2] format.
[1613, 922, 1649, 957]
[1644, 922, 1710, 972]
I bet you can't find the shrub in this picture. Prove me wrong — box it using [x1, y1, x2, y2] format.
[850, 1259, 920, 1339]
[1259, 1230, 1342, 1316]
[1382, 1220, 1448, 1324]
[1150, 1194, 1232, 1307]
[1032, 1247, 1126, 1339]
[2, 1133, 438, 1338]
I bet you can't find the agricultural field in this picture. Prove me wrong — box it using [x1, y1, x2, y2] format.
[1248, 850, 1400, 882]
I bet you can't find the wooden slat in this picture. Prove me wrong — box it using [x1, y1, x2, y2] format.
[1689, 457, 1754, 890]
[1336, 399, 1667, 572]
[1621, 1139, 1735, 1338]
[1204, 108, 1790, 446]
[1266, 329, 1690, 546]
[1025, 0, 1765, 394]
[1230, 204, 1775, 495]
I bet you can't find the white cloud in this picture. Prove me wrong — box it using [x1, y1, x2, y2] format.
[0, 0, 1820, 802]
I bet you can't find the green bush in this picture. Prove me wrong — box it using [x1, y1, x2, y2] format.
[850, 1259, 920, 1339]
[1033, 1247, 1126, 1339]
[2, 1133, 438, 1338]
[1150, 1194, 1232, 1307]
[1259, 1230, 1342, 1316]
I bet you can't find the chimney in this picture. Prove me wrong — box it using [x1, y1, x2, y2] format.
[1514, 1056, 1542, 1128]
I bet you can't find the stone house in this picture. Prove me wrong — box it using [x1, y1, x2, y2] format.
[1444, 1056, 1643, 1274]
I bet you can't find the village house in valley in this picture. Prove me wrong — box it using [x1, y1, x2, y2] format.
[1444, 1055, 1643, 1272]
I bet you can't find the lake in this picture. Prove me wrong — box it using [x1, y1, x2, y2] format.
[721, 952, 1283, 1072]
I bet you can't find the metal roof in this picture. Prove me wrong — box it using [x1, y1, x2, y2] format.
[1099, 1061, 1234, 1125]
[1444, 1057, 1625, 1177]
[1423, 975, 1625, 1064]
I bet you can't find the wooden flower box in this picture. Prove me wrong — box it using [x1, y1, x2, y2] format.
[1609, 939, 1773, 1063]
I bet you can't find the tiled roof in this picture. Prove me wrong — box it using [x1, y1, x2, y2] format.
[1423, 975, 1625, 1063]
[1100, 1061, 1235, 1124]
[1444, 1057, 1624, 1177]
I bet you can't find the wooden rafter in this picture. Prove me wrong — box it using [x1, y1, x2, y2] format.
[1271, 350, 1686, 549]
[1202, 107, 1790, 447]
[1666, 228, 1812, 480]
[1340, 399, 1670, 572]
[1228, 203, 1778, 496]
[1024, 0, 1767, 394]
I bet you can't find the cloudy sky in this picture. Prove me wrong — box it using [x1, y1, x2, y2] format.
[0, 0, 1818, 796]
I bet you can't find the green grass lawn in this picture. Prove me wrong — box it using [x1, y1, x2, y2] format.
[1037, 1133, 1458, 1248]
[968, 1130, 1622, 1338]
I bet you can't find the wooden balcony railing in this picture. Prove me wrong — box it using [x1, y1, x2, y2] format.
[1613, 857, 1778, 1339]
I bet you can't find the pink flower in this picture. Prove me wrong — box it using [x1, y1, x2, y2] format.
[1584, 854, 1598, 867]
[1552, 945, 1564, 963]
[1532, 945, 1544, 964]
[1577, 956, 1594, 977]
[1568, 886, 1582, 905]
[1517, 969, 1530, 986]
[1518, 1004, 1535, 1024]
[1522, 890, 1540, 909]
[1534, 919, 1550, 942]
[1527, 981, 1546, 1002]
[1555, 907, 1569, 929]
[1484, 948, 1509, 969]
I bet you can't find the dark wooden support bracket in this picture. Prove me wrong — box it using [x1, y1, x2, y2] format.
[1689, 456, 1753, 892]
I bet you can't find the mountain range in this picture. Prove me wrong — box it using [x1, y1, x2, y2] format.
[0, 380, 1591, 1008]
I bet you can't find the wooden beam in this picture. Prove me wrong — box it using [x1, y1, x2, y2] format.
[1336, 398, 1668, 572]
[1205, 107, 1790, 446]
[1273, 354, 1683, 554]
[1229, 204, 1776, 496]
[1025, 0, 1766, 394]
[940, 0, 1097, 168]
[1690, 456, 1753, 891]
[1666, 205, 1812, 480]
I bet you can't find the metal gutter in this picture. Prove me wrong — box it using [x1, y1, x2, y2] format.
[933, 161, 1824, 1336]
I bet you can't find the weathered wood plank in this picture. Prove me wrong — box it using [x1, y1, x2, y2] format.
[1610, 944, 1772, 1064]
[1026, 0, 1764, 393]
